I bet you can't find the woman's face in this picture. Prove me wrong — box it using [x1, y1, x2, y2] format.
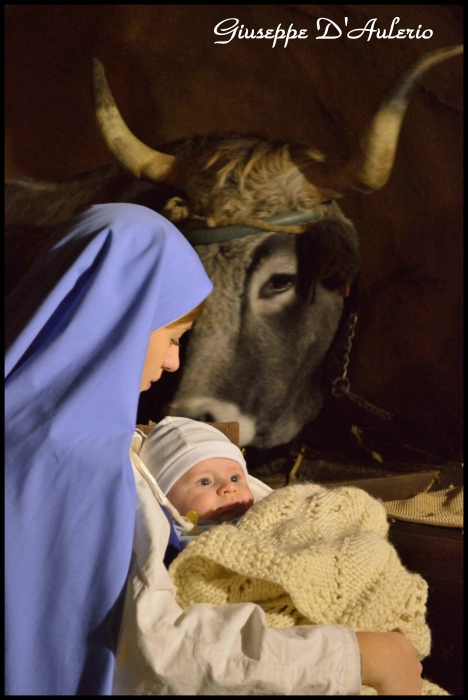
[140, 321, 193, 392]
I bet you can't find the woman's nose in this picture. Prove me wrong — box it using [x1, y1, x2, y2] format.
[162, 345, 180, 373]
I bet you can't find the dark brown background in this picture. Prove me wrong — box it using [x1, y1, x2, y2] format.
[4, 7, 464, 694]
[5, 5, 463, 454]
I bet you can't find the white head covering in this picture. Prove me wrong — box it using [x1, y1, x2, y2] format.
[140, 416, 248, 495]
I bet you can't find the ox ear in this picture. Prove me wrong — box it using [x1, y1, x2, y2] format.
[296, 217, 360, 303]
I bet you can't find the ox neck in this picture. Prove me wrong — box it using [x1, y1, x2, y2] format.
[179, 210, 324, 245]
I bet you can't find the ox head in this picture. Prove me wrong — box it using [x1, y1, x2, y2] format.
[91, 46, 462, 448]
[8, 48, 460, 450]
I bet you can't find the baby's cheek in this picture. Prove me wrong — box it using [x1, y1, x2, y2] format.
[193, 492, 217, 518]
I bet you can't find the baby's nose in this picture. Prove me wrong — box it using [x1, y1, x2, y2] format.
[220, 480, 236, 493]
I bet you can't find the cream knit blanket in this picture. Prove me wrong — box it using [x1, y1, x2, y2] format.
[169, 483, 448, 695]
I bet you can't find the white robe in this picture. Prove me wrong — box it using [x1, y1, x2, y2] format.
[112, 431, 361, 695]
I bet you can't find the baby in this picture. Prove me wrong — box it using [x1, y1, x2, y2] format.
[139, 417, 256, 546]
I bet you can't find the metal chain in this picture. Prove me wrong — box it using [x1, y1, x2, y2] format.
[331, 311, 394, 421]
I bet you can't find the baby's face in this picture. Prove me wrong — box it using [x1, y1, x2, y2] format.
[166, 458, 254, 522]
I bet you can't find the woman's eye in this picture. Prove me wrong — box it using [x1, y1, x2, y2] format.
[259, 274, 297, 299]
[170, 338, 181, 347]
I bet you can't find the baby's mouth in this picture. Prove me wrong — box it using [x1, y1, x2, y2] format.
[214, 502, 248, 521]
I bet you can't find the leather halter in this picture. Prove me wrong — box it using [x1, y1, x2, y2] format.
[180, 209, 324, 245]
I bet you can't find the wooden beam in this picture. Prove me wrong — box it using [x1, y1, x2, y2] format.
[136, 420, 240, 446]
[321, 470, 440, 501]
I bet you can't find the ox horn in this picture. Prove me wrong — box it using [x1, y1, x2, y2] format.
[301, 45, 463, 195]
[92, 59, 184, 187]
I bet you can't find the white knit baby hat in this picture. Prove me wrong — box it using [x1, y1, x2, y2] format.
[139, 417, 249, 495]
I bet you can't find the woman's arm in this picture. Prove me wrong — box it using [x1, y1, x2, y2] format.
[113, 463, 361, 695]
[121, 453, 425, 695]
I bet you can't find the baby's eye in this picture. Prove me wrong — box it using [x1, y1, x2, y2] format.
[198, 477, 212, 486]
[230, 475, 239, 482]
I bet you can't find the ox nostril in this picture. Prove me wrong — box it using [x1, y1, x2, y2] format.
[197, 412, 215, 423]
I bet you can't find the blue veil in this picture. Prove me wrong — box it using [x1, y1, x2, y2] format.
[5, 203, 213, 695]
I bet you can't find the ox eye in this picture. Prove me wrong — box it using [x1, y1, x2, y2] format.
[259, 274, 297, 299]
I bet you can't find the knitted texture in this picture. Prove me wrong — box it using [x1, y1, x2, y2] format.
[384, 486, 463, 528]
[169, 483, 449, 695]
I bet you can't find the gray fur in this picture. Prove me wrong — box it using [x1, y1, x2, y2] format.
[170, 232, 346, 447]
